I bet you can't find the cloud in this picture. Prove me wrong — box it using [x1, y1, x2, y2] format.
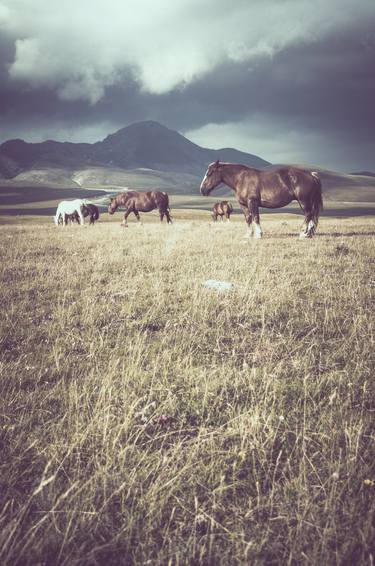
[2, 0, 374, 102]
[0, 0, 374, 170]
[185, 117, 332, 166]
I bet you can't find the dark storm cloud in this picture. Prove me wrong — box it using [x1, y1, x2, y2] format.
[0, 0, 374, 170]
[181, 24, 375, 170]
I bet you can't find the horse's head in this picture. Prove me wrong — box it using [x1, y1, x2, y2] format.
[200, 160, 222, 195]
[108, 197, 117, 215]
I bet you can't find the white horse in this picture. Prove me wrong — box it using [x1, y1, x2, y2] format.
[54, 199, 87, 226]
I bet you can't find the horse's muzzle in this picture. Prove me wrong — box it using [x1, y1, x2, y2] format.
[200, 183, 208, 196]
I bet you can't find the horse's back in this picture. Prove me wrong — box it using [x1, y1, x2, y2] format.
[259, 166, 313, 186]
[255, 167, 318, 207]
[57, 198, 84, 211]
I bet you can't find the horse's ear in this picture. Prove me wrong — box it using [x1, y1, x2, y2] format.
[215, 160, 220, 168]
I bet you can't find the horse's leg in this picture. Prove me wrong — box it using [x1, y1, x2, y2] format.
[249, 199, 262, 238]
[299, 205, 315, 238]
[307, 219, 316, 237]
[299, 218, 308, 238]
[165, 210, 172, 224]
[299, 214, 316, 238]
[122, 209, 131, 227]
[159, 210, 164, 222]
[241, 205, 253, 237]
[134, 210, 142, 226]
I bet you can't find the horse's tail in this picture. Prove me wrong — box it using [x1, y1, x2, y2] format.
[310, 171, 323, 226]
[228, 202, 233, 212]
[162, 191, 170, 210]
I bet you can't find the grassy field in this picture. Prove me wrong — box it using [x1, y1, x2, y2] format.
[0, 213, 374, 565]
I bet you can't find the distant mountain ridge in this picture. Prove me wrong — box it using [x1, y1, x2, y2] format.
[0, 121, 270, 180]
[1, 121, 375, 201]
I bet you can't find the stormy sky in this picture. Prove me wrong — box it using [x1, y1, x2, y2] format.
[0, 0, 374, 172]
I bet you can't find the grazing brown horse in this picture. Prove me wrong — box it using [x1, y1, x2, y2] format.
[108, 191, 172, 225]
[212, 201, 233, 222]
[83, 203, 100, 225]
[200, 161, 323, 238]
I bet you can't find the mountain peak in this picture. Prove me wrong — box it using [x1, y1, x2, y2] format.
[0, 120, 270, 179]
[104, 120, 173, 140]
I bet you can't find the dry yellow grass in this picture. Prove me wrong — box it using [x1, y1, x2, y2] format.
[0, 214, 374, 565]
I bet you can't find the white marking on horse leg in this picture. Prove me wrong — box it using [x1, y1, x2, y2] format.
[254, 223, 263, 238]
[308, 220, 315, 231]
[300, 221, 315, 238]
[301, 220, 314, 238]
[306, 220, 315, 237]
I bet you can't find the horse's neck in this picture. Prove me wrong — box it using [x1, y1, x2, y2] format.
[221, 165, 244, 190]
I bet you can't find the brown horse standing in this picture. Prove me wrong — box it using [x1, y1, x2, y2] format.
[200, 161, 323, 238]
[212, 201, 233, 222]
[108, 191, 172, 225]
